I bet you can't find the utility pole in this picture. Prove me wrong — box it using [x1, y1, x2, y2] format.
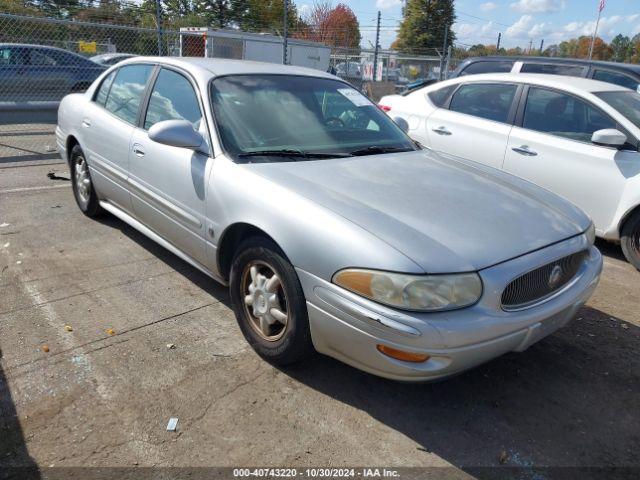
[372, 10, 381, 82]
[539, 39, 544, 55]
[155, 0, 163, 56]
[496, 32, 501, 51]
[439, 25, 448, 80]
[283, 0, 289, 65]
[528, 39, 533, 54]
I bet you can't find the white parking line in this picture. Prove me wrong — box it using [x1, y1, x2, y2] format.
[0, 184, 70, 194]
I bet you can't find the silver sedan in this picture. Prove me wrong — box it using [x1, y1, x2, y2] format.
[56, 57, 602, 381]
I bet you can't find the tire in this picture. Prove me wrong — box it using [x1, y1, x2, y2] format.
[70, 144, 102, 217]
[621, 211, 640, 271]
[229, 236, 314, 366]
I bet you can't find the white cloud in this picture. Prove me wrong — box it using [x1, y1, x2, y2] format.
[454, 20, 499, 42]
[506, 15, 534, 38]
[510, 0, 565, 13]
[376, 0, 402, 9]
[298, 3, 311, 18]
[479, 2, 497, 11]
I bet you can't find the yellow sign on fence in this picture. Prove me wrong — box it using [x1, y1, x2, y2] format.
[78, 41, 97, 54]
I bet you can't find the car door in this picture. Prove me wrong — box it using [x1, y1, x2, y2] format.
[128, 67, 210, 267]
[425, 82, 520, 169]
[0, 46, 29, 102]
[503, 86, 634, 234]
[81, 64, 155, 214]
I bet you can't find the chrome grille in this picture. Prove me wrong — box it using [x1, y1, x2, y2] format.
[501, 251, 588, 310]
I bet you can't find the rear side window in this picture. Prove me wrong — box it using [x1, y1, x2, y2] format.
[105, 64, 153, 125]
[428, 84, 456, 107]
[523, 87, 616, 142]
[521, 63, 585, 76]
[449, 83, 518, 123]
[95, 70, 116, 107]
[592, 69, 639, 91]
[459, 61, 514, 76]
[144, 68, 202, 130]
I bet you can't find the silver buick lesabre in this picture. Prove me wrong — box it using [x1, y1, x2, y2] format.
[56, 57, 602, 381]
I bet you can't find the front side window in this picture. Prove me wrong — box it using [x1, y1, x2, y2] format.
[144, 68, 202, 130]
[104, 64, 153, 125]
[521, 63, 586, 76]
[210, 75, 415, 162]
[449, 83, 517, 123]
[29, 49, 59, 66]
[523, 87, 616, 142]
[595, 90, 640, 131]
[459, 60, 514, 76]
[592, 70, 639, 91]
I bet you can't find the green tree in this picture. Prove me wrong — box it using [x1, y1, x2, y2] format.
[610, 34, 632, 63]
[395, 0, 455, 54]
[240, 0, 300, 34]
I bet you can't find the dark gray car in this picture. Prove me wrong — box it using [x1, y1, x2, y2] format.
[0, 43, 105, 102]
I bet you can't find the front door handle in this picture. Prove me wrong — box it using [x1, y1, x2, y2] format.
[512, 145, 537, 156]
[432, 126, 452, 136]
[81, 119, 91, 128]
[132, 144, 145, 157]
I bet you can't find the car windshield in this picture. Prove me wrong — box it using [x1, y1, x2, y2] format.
[594, 90, 640, 130]
[210, 74, 416, 162]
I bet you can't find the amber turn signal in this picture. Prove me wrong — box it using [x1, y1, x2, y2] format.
[376, 344, 430, 363]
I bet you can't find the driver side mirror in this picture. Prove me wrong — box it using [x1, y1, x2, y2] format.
[591, 129, 627, 148]
[392, 116, 409, 133]
[148, 119, 205, 150]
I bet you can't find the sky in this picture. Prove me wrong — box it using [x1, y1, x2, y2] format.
[296, 0, 640, 50]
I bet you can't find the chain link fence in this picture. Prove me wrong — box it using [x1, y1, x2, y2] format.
[0, 12, 444, 162]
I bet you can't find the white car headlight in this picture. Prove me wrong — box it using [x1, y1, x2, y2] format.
[333, 269, 483, 312]
[585, 222, 596, 245]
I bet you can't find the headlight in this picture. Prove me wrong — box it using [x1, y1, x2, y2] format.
[585, 222, 596, 245]
[333, 269, 482, 312]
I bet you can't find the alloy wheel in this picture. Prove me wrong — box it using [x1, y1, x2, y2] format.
[241, 260, 289, 341]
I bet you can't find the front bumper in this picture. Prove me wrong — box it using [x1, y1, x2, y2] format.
[298, 235, 602, 382]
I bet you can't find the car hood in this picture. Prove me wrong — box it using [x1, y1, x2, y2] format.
[248, 150, 590, 273]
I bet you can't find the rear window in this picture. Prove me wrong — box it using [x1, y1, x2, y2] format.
[459, 61, 514, 76]
[427, 84, 456, 107]
[521, 63, 585, 76]
[592, 69, 640, 91]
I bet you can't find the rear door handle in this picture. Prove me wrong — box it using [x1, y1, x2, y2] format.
[432, 126, 452, 136]
[512, 145, 537, 156]
[81, 119, 91, 128]
[132, 144, 145, 157]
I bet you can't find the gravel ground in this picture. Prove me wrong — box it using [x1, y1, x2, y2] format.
[0, 159, 638, 479]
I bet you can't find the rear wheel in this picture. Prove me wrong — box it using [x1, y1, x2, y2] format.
[229, 237, 314, 365]
[70, 144, 102, 217]
[621, 211, 640, 270]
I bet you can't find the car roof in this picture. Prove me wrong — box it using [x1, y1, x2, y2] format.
[440, 72, 631, 94]
[460, 55, 640, 74]
[0, 43, 85, 57]
[117, 56, 336, 81]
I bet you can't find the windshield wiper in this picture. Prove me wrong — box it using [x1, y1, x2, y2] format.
[237, 149, 350, 160]
[348, 145, 414, 156]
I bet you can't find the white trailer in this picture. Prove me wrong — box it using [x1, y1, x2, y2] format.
[179, 28, 330, 72]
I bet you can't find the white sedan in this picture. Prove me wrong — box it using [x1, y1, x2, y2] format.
[380, 73, 640, 269]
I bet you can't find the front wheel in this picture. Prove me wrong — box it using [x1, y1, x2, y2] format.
[621, 211, 640, 270]
[70, 144, 102, 217]
[229, 237, 314, 365]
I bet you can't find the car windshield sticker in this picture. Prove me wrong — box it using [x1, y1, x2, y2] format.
[338, 88, 370, 107]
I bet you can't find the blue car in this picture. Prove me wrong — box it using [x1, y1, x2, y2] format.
[0, 43, 106, 103]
